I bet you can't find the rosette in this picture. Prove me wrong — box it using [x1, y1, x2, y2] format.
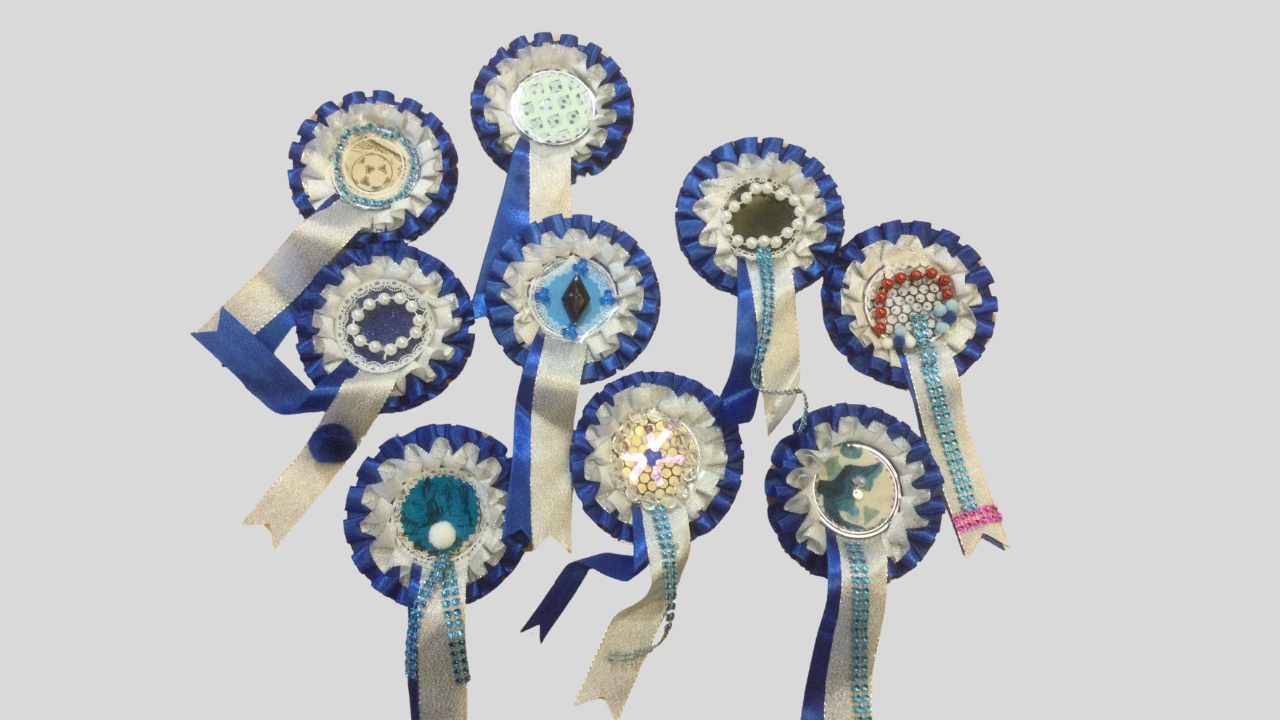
[522, 372, 742, 719]
[765, 404, 944, 720]
[345, 425, 524, 720]
[195, 90, 457, 349]
[470, 32, 633, 317]
[220, 240, 473, 545]
[821, 220, 1007, 555]
[675, 137, 843, 432]
[484, 214, 658, 551]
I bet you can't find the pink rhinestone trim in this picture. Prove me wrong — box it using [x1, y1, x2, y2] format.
[952, 505, 1003, 533]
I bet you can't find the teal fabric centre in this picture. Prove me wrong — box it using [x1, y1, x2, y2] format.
[400, 475, 479, 554]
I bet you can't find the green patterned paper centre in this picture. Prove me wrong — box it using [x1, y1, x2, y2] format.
[814, 444, 899, 536]
[400, 475, 479, 554]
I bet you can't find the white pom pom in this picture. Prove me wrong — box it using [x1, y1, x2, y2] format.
[428, 521, 457, 550]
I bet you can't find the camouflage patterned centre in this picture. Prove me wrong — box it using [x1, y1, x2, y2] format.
[813, 443, 900, 537]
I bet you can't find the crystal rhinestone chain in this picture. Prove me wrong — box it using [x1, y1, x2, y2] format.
[607, 504, 680, 662]
[405, 555, 470, 684]
[909, 314, 1002, 531]
[846, 541, 873, 720]
[751, 247, 809, 431]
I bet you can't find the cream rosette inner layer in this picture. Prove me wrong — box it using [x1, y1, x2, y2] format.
[580, 384, 729, 521]
[311, 254, 461, 396]
[298, 101, 445, 231]
[499, 227, 643, 359]
[784, 417, 931, 560]
[839, 233, 982, 370]
[692, 152, 829, 279]
[356, 437, 508, 583]
[482, 43, 617, 160]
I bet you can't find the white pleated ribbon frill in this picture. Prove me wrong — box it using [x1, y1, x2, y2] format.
[357, 437, 506, 720]
[311, 255, 462, 398]
[573, 384, 726, 718]
[839, 235, 1009, 555]
[786, 416, 930, 720]
[298, 101, 446, 232]
[693, 152, 828, 431]
[580, 384, 728, 522]
[356, 437, 507, 588]
[838, 234, 981, 367]
[481, 43, 618, 164]
[497, 227, 646, 551]
[197, 102, 446, 337]
[243, 256, 461, 546]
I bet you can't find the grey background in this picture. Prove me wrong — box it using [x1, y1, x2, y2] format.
[3, 1, 1273, 718]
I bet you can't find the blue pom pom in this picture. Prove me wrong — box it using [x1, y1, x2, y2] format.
[309, 423, 358, 463]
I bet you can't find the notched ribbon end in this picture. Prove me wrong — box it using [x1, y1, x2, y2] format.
[959, 521, 1010, 557]
[572, 692, 626, 720]
[241, 511, 292, 548]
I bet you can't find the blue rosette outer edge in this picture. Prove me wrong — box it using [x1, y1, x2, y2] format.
[470, 33, 633, 180]
[287, 89, 460, 244]
[292, 239, 474, 414]
[571, 371, 744, 545]
[764, 404, 946, 580]
[821, 219, 999, 389]
[344, 424, 525, 607]
[675, 136, 843, 294]
[484, 213, 659, 384]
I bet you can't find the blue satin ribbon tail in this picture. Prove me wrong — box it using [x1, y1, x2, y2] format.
[801, 532, 842, 720]
[522, 507, 648, 640]
[474, 138, 531, 318]
[504, 333, 542, 545]
[720, 258, 759, 424]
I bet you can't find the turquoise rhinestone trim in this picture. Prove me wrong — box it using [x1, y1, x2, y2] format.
[654, 504, 678, 646]
[404, 555, 470, 685]
[332, 124, 422, 209]
[909, 314, 978, 513]
[751, 247, 809, 430]
[846, 541, 872, 720]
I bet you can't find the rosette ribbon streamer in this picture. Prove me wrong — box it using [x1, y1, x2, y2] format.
[676, 137, 842, 431]
[823, 220, 1007, 555]
[223, 241, 472, 544]
[470, 33, 632, 317]
[195, 91, 457, 345]
[766, 405, 944, 720]
[345, 425, 524, 720]
[485, 216, 658, 552]
[523, 372, 742, 718]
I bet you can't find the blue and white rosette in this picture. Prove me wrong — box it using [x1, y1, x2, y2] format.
[195, 91, 457, 346]
[766, 404, 944, 720]
[239, 241, 473, 545]
[523, 372, 742, 719]
[485, 214, 658, 551]
[470, 33, 632, 317]
[675, 137, 843, 432]
[345, 425, 524, 720]
[821, 220, 1007, 556]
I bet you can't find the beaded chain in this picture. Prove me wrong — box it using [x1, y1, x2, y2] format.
[751, 247, 810, 431]
[846, 541, 873, 720]
[909, 314, 1002, 532]
[405, 555, 470, 685]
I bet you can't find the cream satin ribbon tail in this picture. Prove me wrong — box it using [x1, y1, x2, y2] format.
[747, 258, 802, 433]
[414, 556, 469, 720]
[528, 144, 573, 221]
[244, 372, 398, 545]
[905, 344, 1010, 556]
[576, 506, 690, 719]
[196, 202, 368, 335]
[529, 337, 587, 550]
[824, 535, 887, 720]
